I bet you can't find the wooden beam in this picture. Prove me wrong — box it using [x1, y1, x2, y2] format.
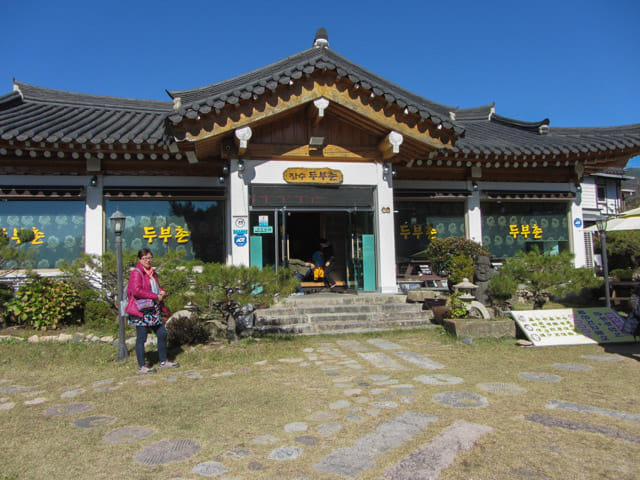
[223, 143, 381, 162]
[378, 131, 403, 160]
[180, 80, 453, 150]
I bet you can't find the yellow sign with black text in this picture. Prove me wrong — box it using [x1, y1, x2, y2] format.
[283, 167, 343, 185]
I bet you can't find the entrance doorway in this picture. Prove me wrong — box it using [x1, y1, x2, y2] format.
[249, 210, 376, 290]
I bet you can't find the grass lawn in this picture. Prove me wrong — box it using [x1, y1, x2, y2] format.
[1, 326, 639, 480]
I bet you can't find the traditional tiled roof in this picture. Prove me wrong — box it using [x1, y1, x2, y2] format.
[450, 105, 640, 162]
[0, 34, 639, 168]
[0, 81, 173, 148]
[166, 46, 464, 136]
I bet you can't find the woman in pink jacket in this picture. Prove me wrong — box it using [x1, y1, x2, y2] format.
[125, 248, 179, 373]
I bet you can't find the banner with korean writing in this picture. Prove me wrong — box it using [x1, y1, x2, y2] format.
[510, 308, 636, 346]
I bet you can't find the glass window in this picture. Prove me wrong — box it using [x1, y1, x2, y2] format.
[0, 200, 85, 268]
[105, 200, 225, 263]
[394, 201, 466, 261]
[481, 202, 569, 259]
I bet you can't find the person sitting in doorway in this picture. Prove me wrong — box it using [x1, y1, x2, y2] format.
[288, 258, 314, 295]
[313, 238, 337, 288]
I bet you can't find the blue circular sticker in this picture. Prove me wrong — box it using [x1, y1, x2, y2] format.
[573, 218, 583, 228]
[234, 234, 247, 247]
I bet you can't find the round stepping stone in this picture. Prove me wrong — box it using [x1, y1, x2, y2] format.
[134, 439, 201, 465]
[306, 410, 338, 422]
[345, 413, 365, 423]
[184, 372, 203, 379]
[355, 397, 370, 404]
[0, 385, 35, 394]
[370, 401, 399, 409]
[553, 363, 592, 372]
[61, 389, 85, 399]
[24, 397, 47, 405]
[94, 385, 121, 392]
[329, 400, 350, 410]
[581, 354, 623, 362]
[371, 388, 388, 396]
[0, 402, 15, 410]
[268, 445, 302, 461]
[414, 374, 463, 386]
[103, 426, 156, 443]
[343, 388, 362, 396]
[295, 435, 319, 446]
[92, 379, 114, 387]
[284, 422, 308, 433]
[316, 422, 343, 437]
[476, 383, 527, 395]
[224, 447, 253, 459]
[433, 391, 489, 408]
[74, 415, 116, 429]
[44, 402, 94, 416]
[191, 461, 228, 476]
[247, 461, 265, 470]
[251, 434, 279, 445]
[279, 357, 304, 363]
[519, 372, 562, 383]
[211, 371, 234, 378]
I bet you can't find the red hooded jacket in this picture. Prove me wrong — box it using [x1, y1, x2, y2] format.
[125, 263, 168, 317]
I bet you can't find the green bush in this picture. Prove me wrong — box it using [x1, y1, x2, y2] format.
[446, 291, 468, 318]
[610, 268, 633, 281]
[488, 247, 600, 309]
[487, 274, 519, 307]
[167, 314, 210, 347]
[5, 275, 82, 330]
[447, 254, 475, 287]
[417, 237, 489, 276]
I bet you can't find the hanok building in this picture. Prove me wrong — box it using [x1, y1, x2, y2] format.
[1, 29, 639, 293]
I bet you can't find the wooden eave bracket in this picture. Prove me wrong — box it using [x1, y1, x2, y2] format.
[307, 97, 330, 126]
[234, 126, 253, 155]
[378, 131, 403, 160]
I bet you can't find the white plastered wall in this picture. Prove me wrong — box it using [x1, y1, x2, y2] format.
[232, 160, 398, 293]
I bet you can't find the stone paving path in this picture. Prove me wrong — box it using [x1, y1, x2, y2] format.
[1, 339, 639, 479]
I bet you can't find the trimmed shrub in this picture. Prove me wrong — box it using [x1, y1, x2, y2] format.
[167, 314, 210, 347]
[5, 275, 82, 330]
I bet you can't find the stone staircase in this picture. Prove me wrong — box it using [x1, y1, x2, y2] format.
[253, 293, 435, 335]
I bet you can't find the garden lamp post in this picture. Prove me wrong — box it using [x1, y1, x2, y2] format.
[110, 209, 128, 361]
[596, 216, 611, 308]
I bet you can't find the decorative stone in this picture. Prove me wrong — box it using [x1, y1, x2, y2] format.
[581, 354, 623, 362]
[370, 401, 399, 409]
[24, 397, 47, 405]
[191, 461, 228, 476]
[0, 402, 15, 410]
[134, 439, 202, 465]
[433, 391, 489, 408]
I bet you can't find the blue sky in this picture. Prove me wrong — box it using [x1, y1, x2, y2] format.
[3, 0, 639, 166]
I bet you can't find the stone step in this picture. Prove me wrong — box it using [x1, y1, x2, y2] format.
[256, 303, 425, 319]
[253, 293, 434, 336]
[274, 293, 409, 307]
[256, 310, 430, 326]
[253, 317, 435, 336]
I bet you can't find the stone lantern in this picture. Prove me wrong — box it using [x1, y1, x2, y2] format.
[453, 278, 478, 302]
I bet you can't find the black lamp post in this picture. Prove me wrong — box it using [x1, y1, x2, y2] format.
[596, 216, 611, 309]
[110, 209, 128, 361]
